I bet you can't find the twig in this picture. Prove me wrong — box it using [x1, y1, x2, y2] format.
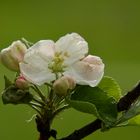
[117, 82, 140, 111]
[60, 119, 101, 140]
[36, 115, 51, 140]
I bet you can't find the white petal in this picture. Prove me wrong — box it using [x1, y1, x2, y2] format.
[25, 40, 55, 62]
[55, 33, 88, 65]
[19, 40, 56, 85]
[64, 56, 104, 87]
[20, 62, 55, 85]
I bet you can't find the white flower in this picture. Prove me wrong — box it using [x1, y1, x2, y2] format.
[20, 33, 104, 86]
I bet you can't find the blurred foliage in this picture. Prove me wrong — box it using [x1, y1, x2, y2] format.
[0, 0, 140, 139]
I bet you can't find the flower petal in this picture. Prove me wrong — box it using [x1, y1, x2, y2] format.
[64, 55, 104, 87]
[55, 33, 88, 65]
[20, 62, 55, 85]
[25, 40, 55, 62]
[19, 40, 56, 85]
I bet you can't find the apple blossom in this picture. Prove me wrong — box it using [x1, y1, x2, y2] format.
[0, 40, 27, 71]
[20, 33, 104, 87]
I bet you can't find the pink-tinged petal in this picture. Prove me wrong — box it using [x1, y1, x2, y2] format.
[64, 55, 104, 87]
[55, 33, 88, 65]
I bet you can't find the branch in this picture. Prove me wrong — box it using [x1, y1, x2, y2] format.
[59, 82, 140, 140]
[117, 82, 140, 111]
[59, 119, 101, 140]
[36, 115, 51, 140]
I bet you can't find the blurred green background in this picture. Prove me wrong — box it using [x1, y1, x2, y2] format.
[0, 0, 140, 139]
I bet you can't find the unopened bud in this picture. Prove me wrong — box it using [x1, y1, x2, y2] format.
[53, 76, 76, 96]
[0, 40, 27, 71]
[16, 75, 29, 90]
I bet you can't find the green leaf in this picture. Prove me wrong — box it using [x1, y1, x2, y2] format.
[2, 85, 33, 105]
[98, 76, 122, 101]
[68, 86, 118, 126]
[4, 75, 12, 89]
[67, 100, 100, 118]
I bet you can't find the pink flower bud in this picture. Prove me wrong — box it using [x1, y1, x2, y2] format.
[0, 40, 27, 71]
[53, 76, 76, 96]
[15, 75, 29, 89]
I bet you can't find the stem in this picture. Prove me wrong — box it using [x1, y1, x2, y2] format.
[31, 85, 46, 102]
[36, 89, 55, 140]
[33, 97, 46, 106]
[29, 102, 43, 108]
[57, 98, 65, 107]
[21, 38, 33, 48]
[52, 95, 64, 107]
[48, 89, 54, 105]
[39, 134, 49, 140]
[36, 115, 51, 140]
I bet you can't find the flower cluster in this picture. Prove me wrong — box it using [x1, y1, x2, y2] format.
[1, 33, 140, 140]
[3, 33, 132, 140]
[0, 33, 104, 94]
